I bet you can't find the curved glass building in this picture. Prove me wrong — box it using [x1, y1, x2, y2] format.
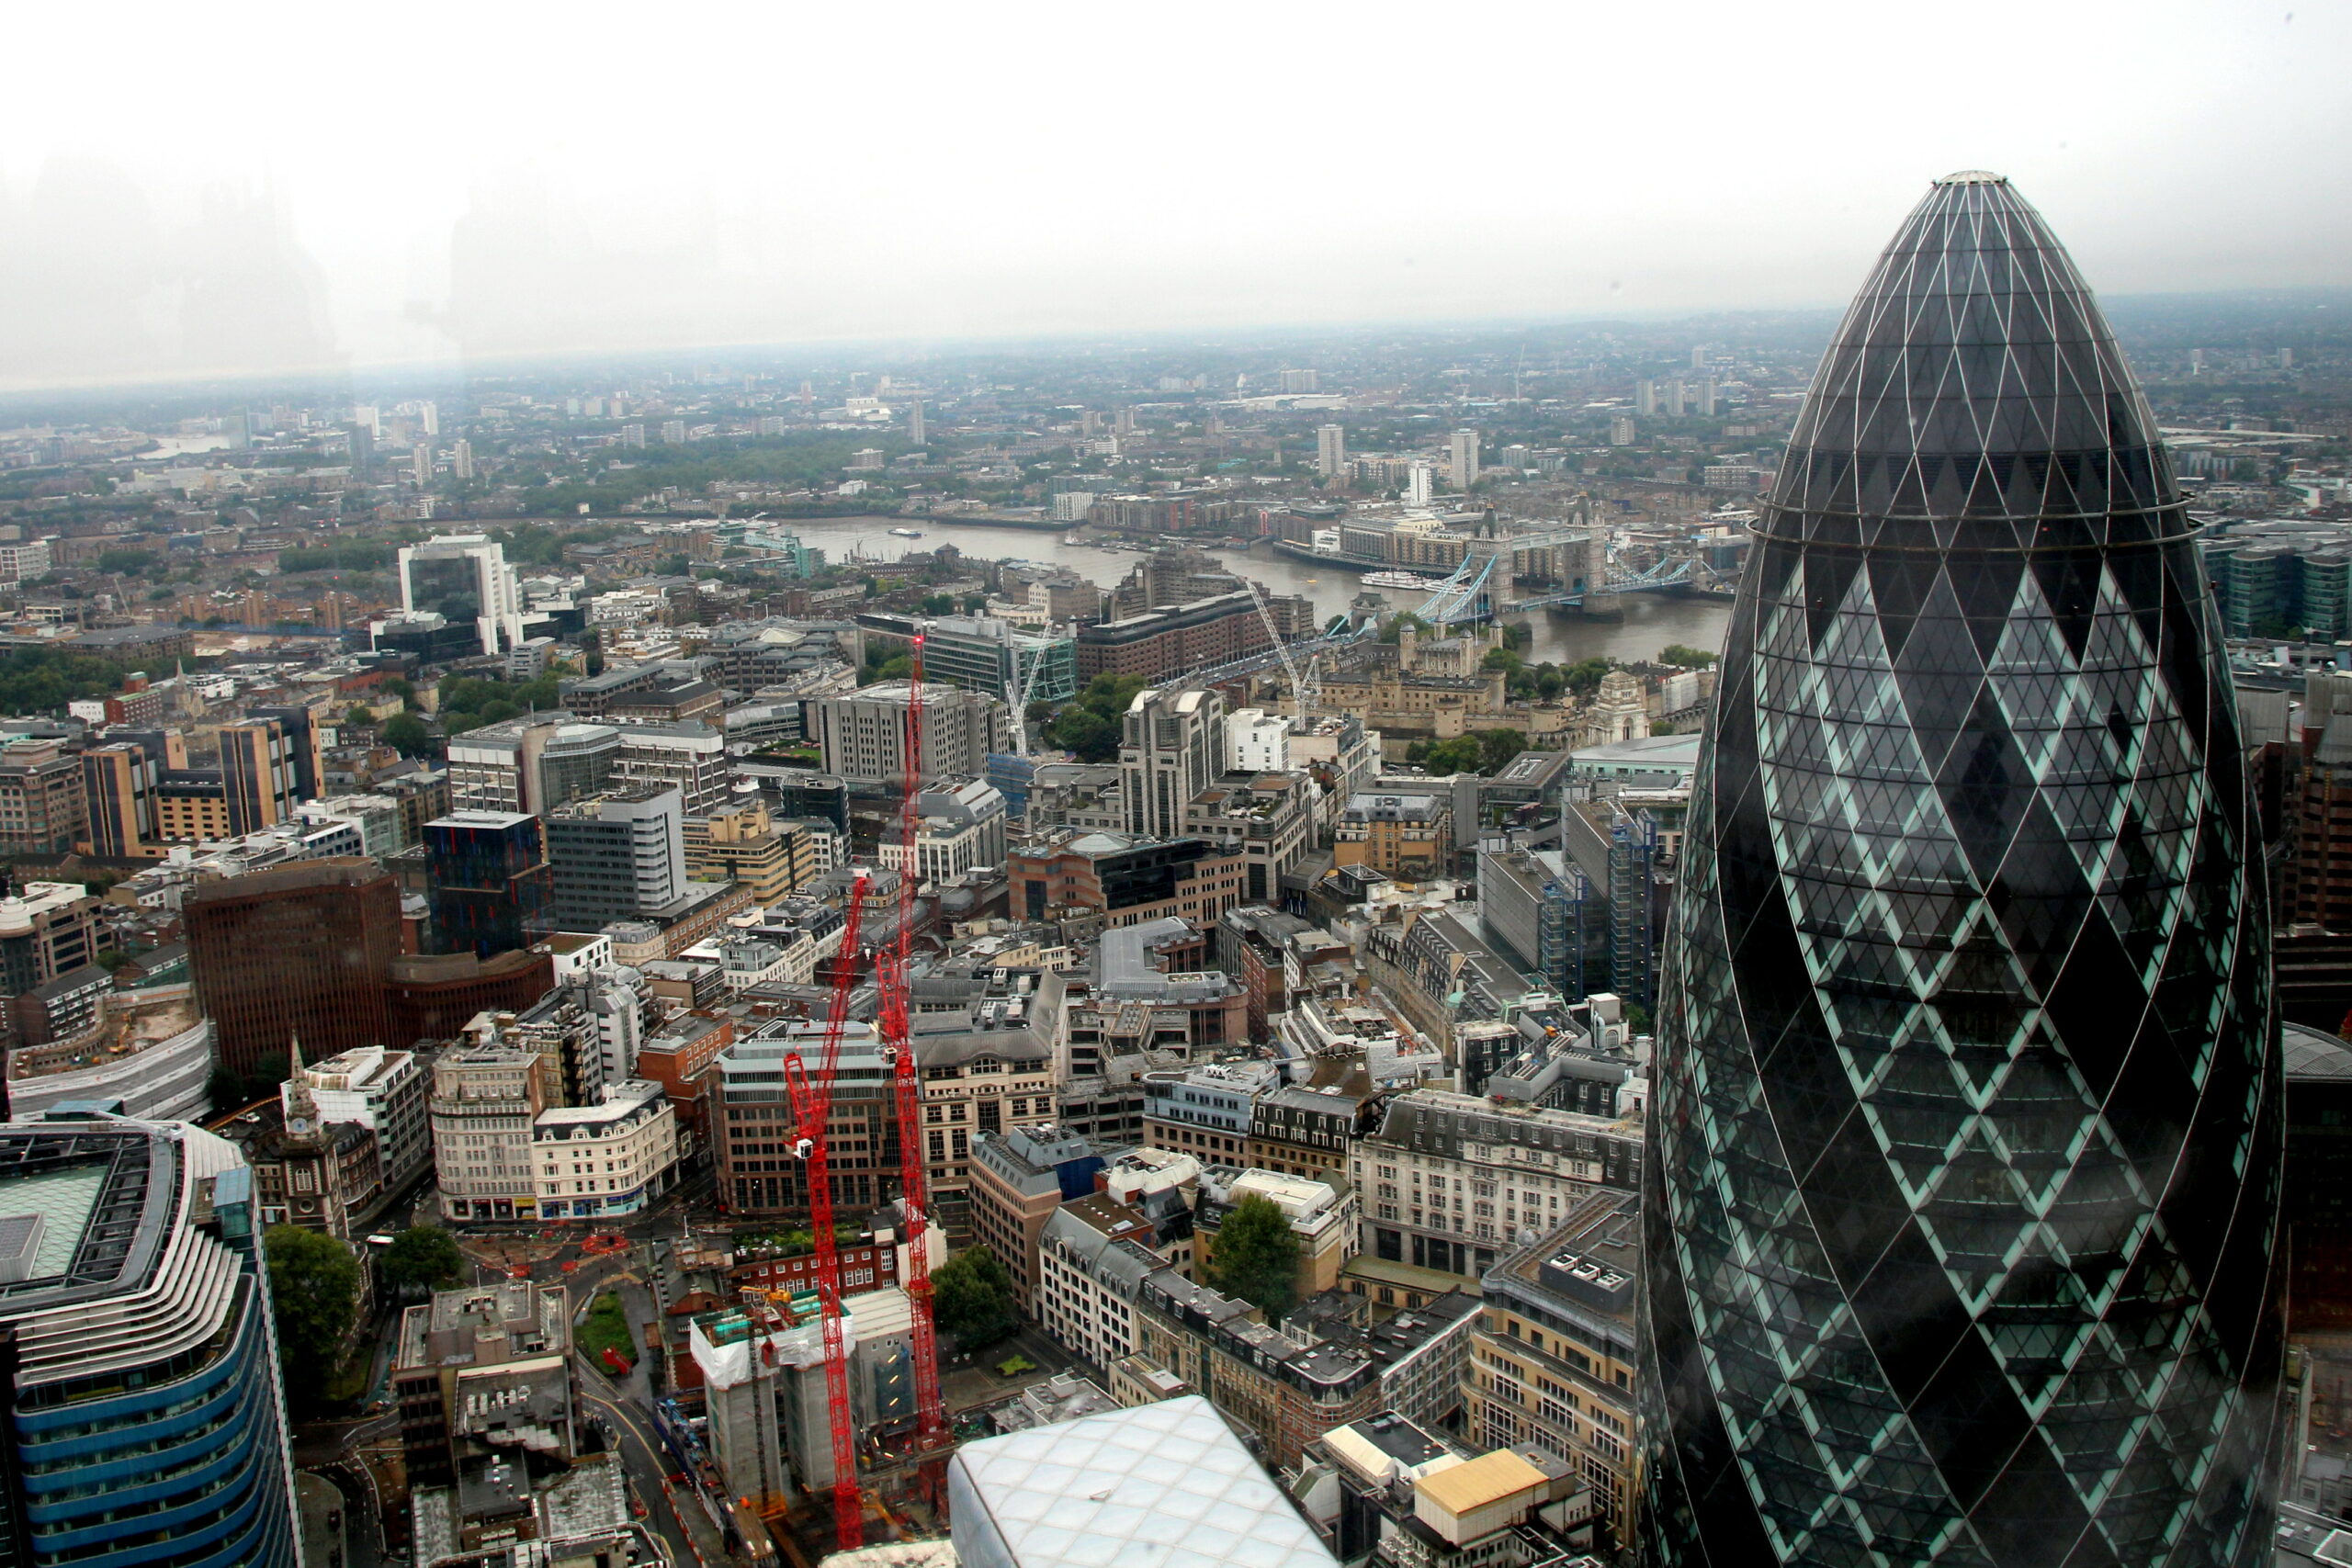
[1640, 174, 2283, 1567]
[0, 1109, 300, 1568]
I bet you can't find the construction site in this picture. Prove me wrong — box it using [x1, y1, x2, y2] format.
[675, 635, 956, 1566]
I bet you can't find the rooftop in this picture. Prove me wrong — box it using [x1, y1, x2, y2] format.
[949, 1393, 1336, 1568]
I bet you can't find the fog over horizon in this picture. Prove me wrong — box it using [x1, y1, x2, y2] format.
[1, 0, 2344, 395]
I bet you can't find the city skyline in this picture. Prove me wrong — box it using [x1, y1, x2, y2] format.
[0, 2, 2345, 389]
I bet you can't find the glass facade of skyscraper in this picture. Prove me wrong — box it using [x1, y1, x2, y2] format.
[1641, 175, 2283, 1567]
[0, 1111, 300, 1568]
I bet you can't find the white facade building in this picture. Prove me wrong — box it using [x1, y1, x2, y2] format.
[1226, 708, 1293, 773]
[1448, 429, 1480, 490]
[398, 534, 526, 655]
[879, 778, 1008, 890]
[532, 1079, 679, 1222]
[288, 1043, 432, 1188]
[432, 1044, 545, 1223]
[1316, 423, 1347, 479]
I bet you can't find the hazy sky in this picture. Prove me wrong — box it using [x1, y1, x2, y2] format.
[0, 0, 2344, 391]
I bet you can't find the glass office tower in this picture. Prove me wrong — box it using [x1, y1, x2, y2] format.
[1640, 174, 2282, 1567]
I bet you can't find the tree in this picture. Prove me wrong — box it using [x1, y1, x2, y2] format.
[1477, 728, 1528, 773]
[1043, 704, 1117, 762]
[919, 593, 956, 615]
[1419, 736, 1485, 774]
[933, 1246, 1019, 1348]
[1481, 648, 1522, 674]
[1657, 644, 1716, 669]
[345, 704, 374, 724]
[1563, 658, 1614, 694]
[381, 711, 432, 756]
[1379, 612, 1433, 645]
[266, 1225, 358, 1413]
[380, 1226, 464, 1296]
[1211, 1195, 1301, 1324]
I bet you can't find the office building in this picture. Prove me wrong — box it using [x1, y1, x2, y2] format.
[0, 740, 87, 857]
[78, 740, 160, 857]
[1335, 792, 1453, 878]
[1449, 429, 1479, 490]
[187, 858, 400, 1079]
[430, 1043, 553, 1222]
[1073, 591, 1301, 683]
[0, 1109, 301, 1568]
[1182, 770, 1314, 905]
[967, 1124, 1114, 1312]
[1135, 1275, 1476, 1469]
[544, 784, 686, 931]
[1353, 1089, 1639, 1282]
[1317, 423, 1348, 479]
[917, 615, 1080, 707]
[613, 722, 731, 813]
[1469, 1190, 1641, 1550]
[397, 533, 526, 655]
[392, 1279, 574, 1491]
[532, 1079, 679, 1221]
[1641, 175, 2281, 1566]
[880, 778, 1009, 891]
[1008, 830, 1246, 930]
[0, 882, 103, 998]
[289, 1043, 432, 1190]
[809, 682, 1011, 786]
[1120, 686, 1225, 840]
[218, 716, 300, 834]
[426, 811, 555, 957]
[684, 797, 813, 902]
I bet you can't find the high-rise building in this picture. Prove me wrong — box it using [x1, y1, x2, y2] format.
[412, 442, 433, 487]
[544, 784, 686, 931]
[0, 1107, 301, 1568]
[1634, 379, 1658, 417]
[0, 740, 88, 857]
[1448, 429, 1479, 490]
[1120, 686, 1225, 841]
[809, 682, 1011, 786]
[1317, 423, 1347, 479]
[1407, 463, 1434, 505]
[425, 811, 555, 957]
[0, 882, 103, 998]
[909, 399, 926, 446]
[77, 740, 157, 857]
[397, 533, 526, 656]
[451, 437, 474, 480]
[1641, 174, 2281, 1566]
[218, 716, 299, 834]
[187, 858, 401, 1079]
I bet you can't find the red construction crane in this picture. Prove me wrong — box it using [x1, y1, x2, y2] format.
[782, 868, 870, 1553]
[877, 634, 950, 1458]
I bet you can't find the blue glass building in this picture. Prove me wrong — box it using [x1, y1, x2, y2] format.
[0, 1107, 300, 1568]
[1640, 175, 2282, 1566]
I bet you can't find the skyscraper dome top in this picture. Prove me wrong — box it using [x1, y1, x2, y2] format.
[1770, 174, 2181, 550]
[1936, 168, 2008, 185]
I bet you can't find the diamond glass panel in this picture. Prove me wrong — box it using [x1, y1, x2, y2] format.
[1639, 173, 2284, 1568]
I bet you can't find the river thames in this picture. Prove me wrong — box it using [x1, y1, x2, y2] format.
[769, 516, 1735, 668]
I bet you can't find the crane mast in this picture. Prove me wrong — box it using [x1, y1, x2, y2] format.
[880, 635, 951, 1457]
[782, 870, 870, 1552]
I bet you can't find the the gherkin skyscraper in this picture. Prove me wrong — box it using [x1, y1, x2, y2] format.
[1639, 173, 2283, 1568]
